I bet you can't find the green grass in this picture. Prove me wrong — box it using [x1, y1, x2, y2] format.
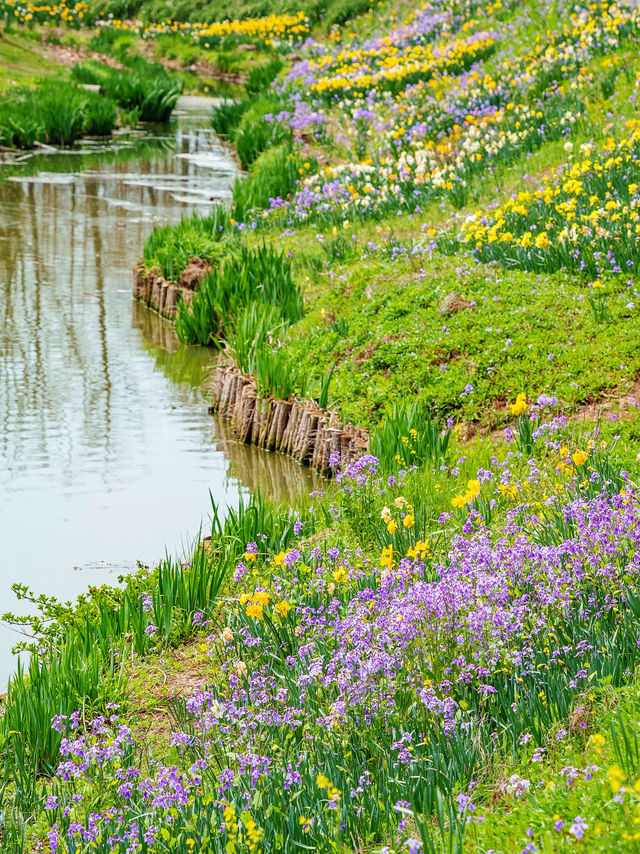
[277, 248, 640, 429]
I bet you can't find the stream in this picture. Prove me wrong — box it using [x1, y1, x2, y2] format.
[0, 96, 314, 687]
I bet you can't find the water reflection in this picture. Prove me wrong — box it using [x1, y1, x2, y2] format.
[212, 416, 320, 504]
[0, 98, 300, 686]
[132, 304, 319, 503]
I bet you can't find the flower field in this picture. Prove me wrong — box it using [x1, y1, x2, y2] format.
[2, 0, 640, 852]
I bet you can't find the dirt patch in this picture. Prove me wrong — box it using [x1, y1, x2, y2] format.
[127, 641, 220, 744]
[179, 256, 212, 290]
[576, 377, 640, 423]
[440, 291, 472, 314]
[354, 344, 377, 362]
[34, 39, 124, 70]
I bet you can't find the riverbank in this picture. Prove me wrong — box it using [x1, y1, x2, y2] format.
[3, 1, 640, 852]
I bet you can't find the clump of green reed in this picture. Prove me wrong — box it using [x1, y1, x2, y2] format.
[235, 113, 292, 170]
[87, 25, 137, 59]
[211, 94, 291, 168]
[143, 207, 230, 280]
[175, 245, 303, 347]
[0, 81, 117, 149]
[226, 302, 286, 373]
[244, 57, 283, 96]
[72, 57, 182, 122]
[251, 346, 306, 400]
[232, 145, 316, 221]
[224, 303, 313, 400]
[370, 401, 451, 471]
[211, 98, 250, 136]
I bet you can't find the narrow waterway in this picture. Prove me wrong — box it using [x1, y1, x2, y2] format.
[0, 97, 314, 686]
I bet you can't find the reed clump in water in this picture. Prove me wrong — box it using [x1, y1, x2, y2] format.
[0, 81, 117, 149]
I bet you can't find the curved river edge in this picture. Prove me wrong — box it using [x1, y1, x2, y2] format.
[132, 263, 370, 472]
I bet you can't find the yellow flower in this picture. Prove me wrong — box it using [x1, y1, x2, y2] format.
[608, 764, 626, 792]
[403, 514, 415, 528]
[572, 449, 589, 466]
[509, 393, 527, 416]
[497, 483, 518, 500]
[274, 599, 292, 617]
[380, 545, 394, 568]
[316, 773, 331, 789]
[406, 539, 429, 559]
[451, 493, 469, 508]
[591, 733, 605, 750]
[387, 519, 398, 534]
[466, 479, 480, 498]
[246, 602, 264, 620]
[299, 816, 312, 833]
[333, 567, 347, 583]
[244, 551, 257, 562]
[273, 551, 288, 567]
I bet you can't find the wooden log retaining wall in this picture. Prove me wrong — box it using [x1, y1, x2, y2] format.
[209, 364, 369, 473]
[132, 264, 194, 320]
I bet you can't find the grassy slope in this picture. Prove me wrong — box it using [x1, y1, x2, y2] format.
[0, 31, 70, 88]
[229, 24, 640, 431]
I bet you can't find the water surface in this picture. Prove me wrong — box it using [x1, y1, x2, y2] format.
[0, 97, 313, 685]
